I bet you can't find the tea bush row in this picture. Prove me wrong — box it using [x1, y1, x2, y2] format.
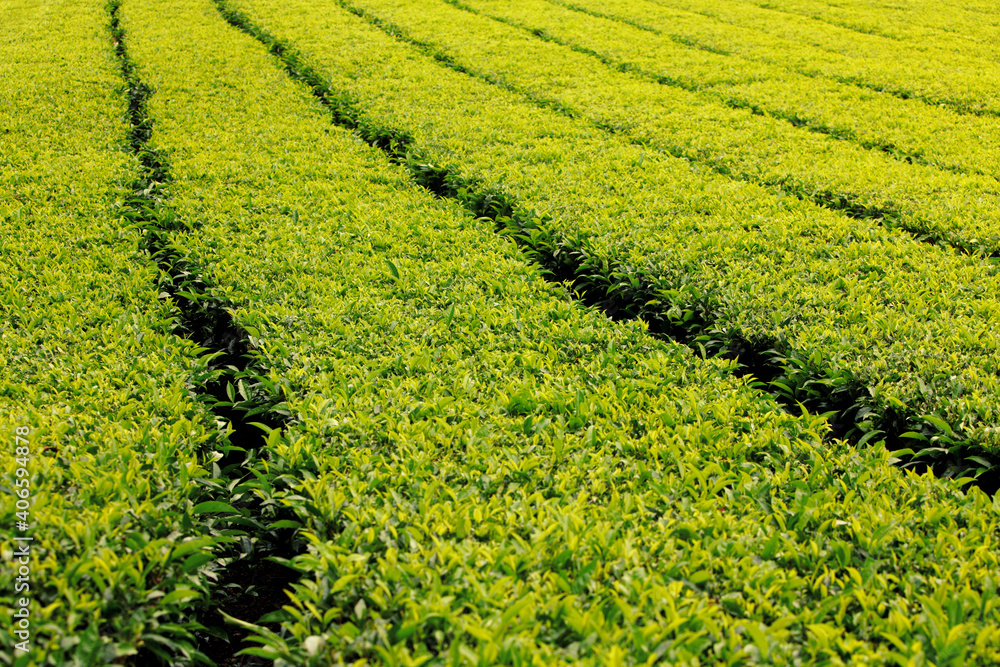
[229, 0, 1000, 466]
[347, 0, 1000, 256]
[118, 0, 1000, 663]
[0, 0, 237, 663]
[735, 0, 1000, 59]
[458, 0, 1000, 183]
[567, 0, 1000, 117]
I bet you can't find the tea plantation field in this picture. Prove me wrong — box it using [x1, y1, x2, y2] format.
[4, 0, 1000, 664]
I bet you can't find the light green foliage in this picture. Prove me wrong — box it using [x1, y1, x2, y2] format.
[0, 0, 231, 664]
[247, 421, 1000, 666]
[120, 0, 1000, 663]
[629, 0, 1000, 117]
[8, 0, 1000, 663]
[342, 0, 1000, 254]
[571, 0, 1000, 120]
[230, 0, 1000, 461]
[735, 0, 1000, 61]
[459, 0, 1000, 184]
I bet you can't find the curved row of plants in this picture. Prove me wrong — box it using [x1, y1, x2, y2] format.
[115, 0, 1000, 662]
[457, 0, 1000, 182]
[637, 0, 1000, 117]
[732, 0, 1000, 60]
[342, 0, 1000, 257]
[1, 1, 301, 663]
[1, 1, 236, 662]
[5, 0, 1000, 663]
[225, 0, 1000, 482]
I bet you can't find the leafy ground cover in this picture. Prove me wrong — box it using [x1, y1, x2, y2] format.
[118, 0, 1000, 662]
[220, 0, 1000, 473]
[634, 0, 1000, 117]
[455, 0, 1000, 183]
[334, 0, 1000, 256]
[560, 0, 1000, 72]
[0, 0, 240, 663]
[5, 0, 1000, 664]
[733, 0, 1000, 60]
